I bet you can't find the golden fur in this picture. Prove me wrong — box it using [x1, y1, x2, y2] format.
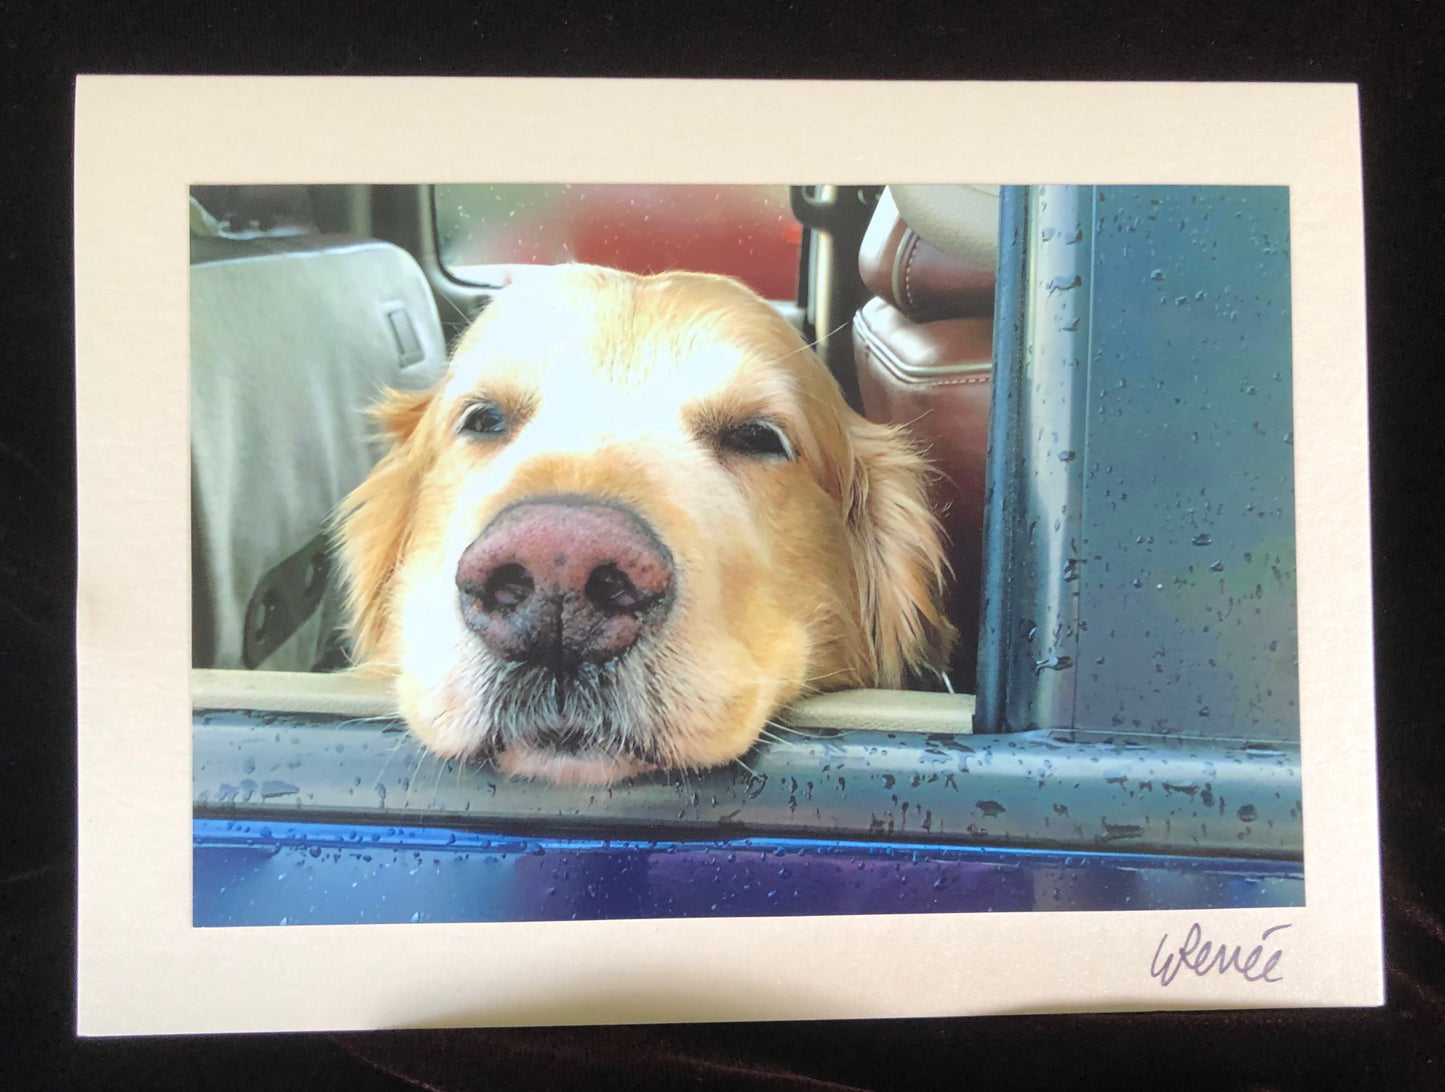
[336, 265, 954, 784]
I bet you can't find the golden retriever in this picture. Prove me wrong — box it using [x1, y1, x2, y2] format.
[336, 264, 954, 785]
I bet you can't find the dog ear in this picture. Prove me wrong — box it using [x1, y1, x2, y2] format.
[369, 384, 434, 446]
[333, 386, 435, 666]
[843, 416, 957, 687]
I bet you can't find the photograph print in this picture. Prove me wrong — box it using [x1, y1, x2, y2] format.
[188, 180, 1302, 927]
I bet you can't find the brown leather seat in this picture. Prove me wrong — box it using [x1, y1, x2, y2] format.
[851, 186, 999, 692]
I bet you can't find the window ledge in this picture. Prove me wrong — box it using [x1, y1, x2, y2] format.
[194, 673, 1301, 859]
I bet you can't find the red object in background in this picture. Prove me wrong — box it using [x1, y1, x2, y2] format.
[442, 185, 804, 301]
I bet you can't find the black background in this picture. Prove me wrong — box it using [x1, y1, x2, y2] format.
[4, 2, 1443, 1088]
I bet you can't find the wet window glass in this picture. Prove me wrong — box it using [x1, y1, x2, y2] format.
[434, 184, 802, 301]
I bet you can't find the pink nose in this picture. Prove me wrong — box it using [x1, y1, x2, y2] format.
[455, 497, 675, 670]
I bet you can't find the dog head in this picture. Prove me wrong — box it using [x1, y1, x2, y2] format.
[337, 265, 954, 784]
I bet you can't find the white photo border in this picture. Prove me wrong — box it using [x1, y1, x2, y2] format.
[75, 77, 1378, 1034]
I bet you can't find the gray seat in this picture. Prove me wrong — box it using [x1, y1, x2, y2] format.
[190, 199, 448, 670]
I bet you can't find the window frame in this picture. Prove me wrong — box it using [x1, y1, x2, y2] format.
[193, 670, 1302, 860]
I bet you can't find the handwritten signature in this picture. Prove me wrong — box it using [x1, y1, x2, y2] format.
[1150, 922, 1290, 987]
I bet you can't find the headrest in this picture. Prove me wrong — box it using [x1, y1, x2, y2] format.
[858, 185, 1000, 322]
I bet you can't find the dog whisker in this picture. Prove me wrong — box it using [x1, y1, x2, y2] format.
[732, 755, 761, 780]
[438, 291, 474, 326]
[401, 746, 430, 807]
[428, 753, 451, 808]
[329, 712, 404, 731]
[758, 318, 851, 366]
[755, 727, 810, 751]
[371, 731, 413, 796]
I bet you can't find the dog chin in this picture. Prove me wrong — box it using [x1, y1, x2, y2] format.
[493, 744, 656, 786]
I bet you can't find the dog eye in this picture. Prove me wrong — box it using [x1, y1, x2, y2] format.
[716, 420, 794, 460]
[458, 402, 508, 437]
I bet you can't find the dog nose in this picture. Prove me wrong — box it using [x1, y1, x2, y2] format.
[455, 498, 675, 669]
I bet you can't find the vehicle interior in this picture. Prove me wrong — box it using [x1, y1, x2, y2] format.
[189, 182, 1304, 923]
